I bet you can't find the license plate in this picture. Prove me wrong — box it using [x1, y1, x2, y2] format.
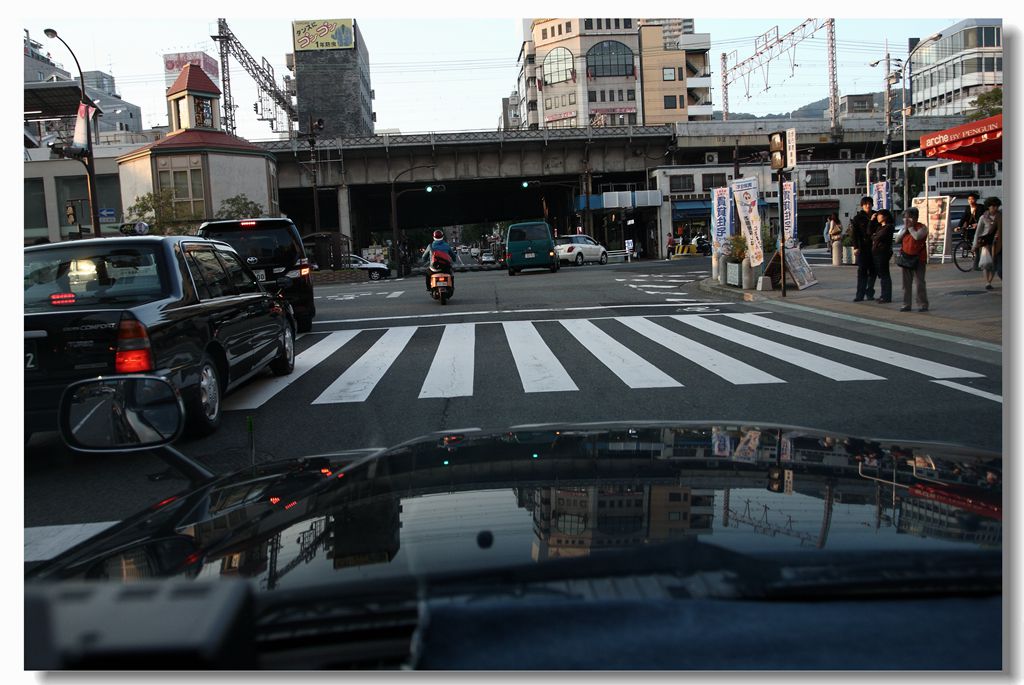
[255, 271, 266, 281]
[525, 252, 535, 259]
[25, 340, 38, 370]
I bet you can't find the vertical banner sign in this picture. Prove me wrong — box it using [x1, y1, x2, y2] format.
[872, 181, 891, 210]
[712, 427, 733, 457]
[786, 128, 797, 170]
[712, 187, 732, 255]
[912, 196, 952, 261]
[732, 177, 763, 267]
[732, 430, 762, 464]
[73, 103, 97, 150]
[782, 180, 798, 242]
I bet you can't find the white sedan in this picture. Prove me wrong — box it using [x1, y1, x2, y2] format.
[555, 235, 608, 266]
[344, 254, 391, 280]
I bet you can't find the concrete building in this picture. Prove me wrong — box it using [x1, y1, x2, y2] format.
[639, 18, 695, 48]
[498, 91, 522, 130]
[638, 24, 712, 124]
[289, 19, 374, 137]
[78, 71, 144, 135]
[910, 19, 1002, 117]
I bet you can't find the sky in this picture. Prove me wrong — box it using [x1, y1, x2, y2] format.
[20, 10, 1012, 142]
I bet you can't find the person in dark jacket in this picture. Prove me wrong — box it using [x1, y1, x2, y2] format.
[850, 196, 878, 301]
[871, 209, 896, 303]
[958, 192, 983, 269]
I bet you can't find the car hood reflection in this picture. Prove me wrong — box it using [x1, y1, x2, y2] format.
[29, 423, 1002, 590]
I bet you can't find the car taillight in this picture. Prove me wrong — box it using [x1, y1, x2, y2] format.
[286, 258, 312, 280]
[115, 319, 153, 373]
[50, 293, 76, 306]
[240, 220, 257, 227]
[506, 252, 512, 260]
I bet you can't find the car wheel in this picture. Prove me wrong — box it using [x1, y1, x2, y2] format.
[270, 324, 295, 376]
[575, 253, 584, 266]
[599, 252, 608, 265]
[296, 314, 313, 333]
[509, 268, 516, 276]
[186, 354, 222, 437]
[369, 270, 382, 281]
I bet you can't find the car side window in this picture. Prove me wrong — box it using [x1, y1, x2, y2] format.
[188, 247, 235, 299]
[183, 251, 212, 300]
[217, 251, 262, 295]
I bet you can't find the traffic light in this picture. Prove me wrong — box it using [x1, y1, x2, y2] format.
[425, 185, 446, 193]
[521, 180, 539, 188]
[769, 131, 787, 170]
[50, 143, 87, 161]
[767, 466, 784, 493]
[315, 118, 325, 131]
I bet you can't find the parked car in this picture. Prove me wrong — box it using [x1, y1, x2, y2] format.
[505, 221, 559, 275]
[197, 218, 315, 332]
[555, 234, 608, 266]
[342, 254, 391, 280]
[24, 236, 296, 440]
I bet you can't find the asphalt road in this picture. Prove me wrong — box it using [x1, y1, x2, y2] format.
[24, 257, 1003, 555]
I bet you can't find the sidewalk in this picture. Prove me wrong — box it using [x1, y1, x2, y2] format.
[698, 259, 1003, 345]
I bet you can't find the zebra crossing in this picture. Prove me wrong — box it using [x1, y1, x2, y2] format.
[222, 313, 990, 411]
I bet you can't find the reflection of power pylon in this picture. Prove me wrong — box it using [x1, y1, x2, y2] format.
[265, 517, 329, 591]
[727, 495, 832, 547]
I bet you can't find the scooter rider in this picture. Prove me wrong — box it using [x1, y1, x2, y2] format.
[424, 229, 457, 291]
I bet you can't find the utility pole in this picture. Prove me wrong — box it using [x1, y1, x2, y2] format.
[883, 41, 893, 185]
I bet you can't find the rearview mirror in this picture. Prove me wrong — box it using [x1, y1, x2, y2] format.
[59, 376, 185, 452]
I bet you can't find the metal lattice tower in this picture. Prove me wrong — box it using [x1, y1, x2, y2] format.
[720, 18, 837, 129]
[212, 18, 297, 136]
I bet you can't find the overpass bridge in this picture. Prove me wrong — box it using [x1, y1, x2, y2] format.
[257, 116, 967, 252]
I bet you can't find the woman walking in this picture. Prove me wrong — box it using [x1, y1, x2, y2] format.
[973, 197, 1002, 290]
[895, 207, 929, 312]
[870, 209, 895, 303]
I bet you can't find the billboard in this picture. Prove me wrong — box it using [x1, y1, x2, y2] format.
[912, 195, 952, 261]
[163, 52, 220, 88]
[731, 177, 764, 267]
[293, 19, 355, 51]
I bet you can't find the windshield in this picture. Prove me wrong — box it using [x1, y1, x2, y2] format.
[24, 245, 167, 309]
[202, 225, 300, 265]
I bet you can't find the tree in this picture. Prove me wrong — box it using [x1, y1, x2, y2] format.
[967, 88, 1002, 121]
[215, 194, 265, 220]
[125, 190, 201, 235]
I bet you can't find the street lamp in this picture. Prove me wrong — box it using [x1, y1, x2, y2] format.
[900, 32, 942, 211]
[390, 164, 436, 275]
[45, 28, 101, 237]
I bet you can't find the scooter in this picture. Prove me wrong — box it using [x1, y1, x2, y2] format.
[693, 236, 712, 256]
[428, 253, 455, 305]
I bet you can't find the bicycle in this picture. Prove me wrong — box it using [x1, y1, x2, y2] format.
[952, 227, 976, 273]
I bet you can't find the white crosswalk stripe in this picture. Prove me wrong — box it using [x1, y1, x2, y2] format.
[313, 327, 417, 404]
[724, 313, 983, 379]
[672, 315, 885, 382]
[222, 314, 991, 408]
[419, 323, 475, 398]
[502, 321, 578, 392]
[561, 319, 682, 388]
[617, 317, 782, 385]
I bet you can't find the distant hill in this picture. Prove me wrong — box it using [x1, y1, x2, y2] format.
[712, 92, 884, 121]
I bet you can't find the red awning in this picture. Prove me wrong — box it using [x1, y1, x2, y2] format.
[920, 114, 1002, 163]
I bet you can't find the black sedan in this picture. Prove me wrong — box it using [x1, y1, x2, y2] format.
[24, 235, 295, 439]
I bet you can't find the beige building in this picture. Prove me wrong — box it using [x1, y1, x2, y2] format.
[639, 18, 695, 48]
[638, 24, 713, 125]
[117, 65, 279, 229]
[514, 18, 710, 130]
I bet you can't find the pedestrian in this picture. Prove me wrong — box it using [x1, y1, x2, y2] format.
[958, 192, 983, 270]
[870, 209, 895, 303]
[895, 207, 929, 312]
[973, 197, 1002, 290]
[826, 213, 843, 249]
[665, 232, 674, 259]
[850, 196, 878, 301]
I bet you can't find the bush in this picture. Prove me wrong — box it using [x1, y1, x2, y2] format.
[722, 234, 747, 263]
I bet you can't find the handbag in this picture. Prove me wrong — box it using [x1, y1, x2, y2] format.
[896, 250, 919, 269]
[979, 246, 994, 269]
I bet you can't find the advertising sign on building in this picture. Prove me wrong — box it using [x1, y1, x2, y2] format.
[293, 19, 355, 51]
[545, 110, 577, 123]
[872, 181, 891, 210]
[912, 195, 952, 261]
[782, 180, 798, 242]
[712, 186, 733, 255]
[786, 128, 797, 169]
[163, 52, 220, 87]
[732, 177, 764, 267]
[732, 429, 761, 464]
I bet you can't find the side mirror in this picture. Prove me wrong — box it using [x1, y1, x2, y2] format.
[59, 376, 185, 452]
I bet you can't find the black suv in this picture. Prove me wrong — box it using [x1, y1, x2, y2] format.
[198, 218, 315, 332]
[24, 236, 296, 439]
